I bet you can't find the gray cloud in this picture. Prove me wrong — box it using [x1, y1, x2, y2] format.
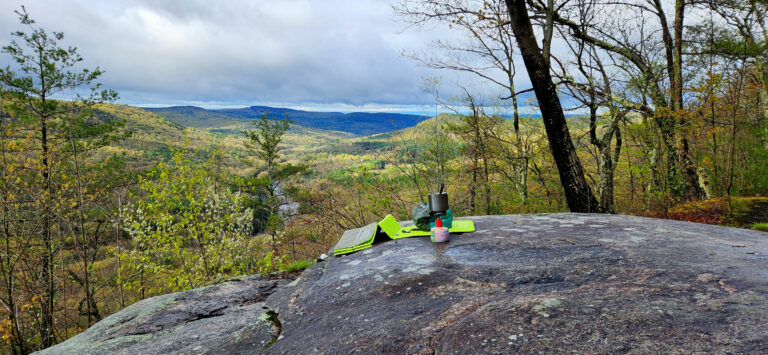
[1, 0, 505, 111]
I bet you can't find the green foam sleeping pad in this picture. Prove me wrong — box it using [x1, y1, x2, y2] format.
[333, 214, 475, 256]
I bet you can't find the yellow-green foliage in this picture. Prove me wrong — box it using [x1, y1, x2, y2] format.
[668, 197, 768, 215]
[281, 259, 314, 273]
[95, 103, 361, 176]
[118, 146, 258, 296]
[94, 104, 245, 168]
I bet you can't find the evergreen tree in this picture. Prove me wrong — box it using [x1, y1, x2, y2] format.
[241, 113, 307, 235]
[0, 7, 121, 350]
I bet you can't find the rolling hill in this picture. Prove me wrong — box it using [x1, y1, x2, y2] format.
[91, 104, 360, 175]
[145, 105, 429, 136]
[92, 104, 247, 167]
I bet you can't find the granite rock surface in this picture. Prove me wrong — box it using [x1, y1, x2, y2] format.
[36, 276, 286, 355]
[38, 214, 768, 354]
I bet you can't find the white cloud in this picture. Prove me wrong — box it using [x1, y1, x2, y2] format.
[0, 0, 529, 110]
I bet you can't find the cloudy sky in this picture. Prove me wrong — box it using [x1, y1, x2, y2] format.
[0, 0, 531, 114]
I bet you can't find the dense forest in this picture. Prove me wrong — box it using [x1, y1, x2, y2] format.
[0, 0, 767, 353]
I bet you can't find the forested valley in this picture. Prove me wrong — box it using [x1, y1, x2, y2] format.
[1, 1, 767, 352]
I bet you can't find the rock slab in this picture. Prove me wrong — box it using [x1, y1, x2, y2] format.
[37, 275, 287, 355]
[39, 214, 768, 354]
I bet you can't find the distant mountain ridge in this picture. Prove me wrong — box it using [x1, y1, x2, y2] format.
[146, 105, 430, 136]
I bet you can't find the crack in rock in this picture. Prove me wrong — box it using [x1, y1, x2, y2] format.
[262, 306, 282, 349]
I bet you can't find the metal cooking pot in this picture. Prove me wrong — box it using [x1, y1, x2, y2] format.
[428, 192, 449, 213]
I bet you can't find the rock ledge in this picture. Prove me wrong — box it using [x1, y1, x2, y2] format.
[39, 214, 768, 354]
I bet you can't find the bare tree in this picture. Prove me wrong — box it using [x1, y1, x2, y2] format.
[532, 0, 712, 199]
[396, 0, 603, 212]
[396, 0, 534, 204]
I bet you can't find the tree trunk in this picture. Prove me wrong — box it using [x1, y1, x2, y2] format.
[479, 127, 491, 214]
[1, 100, 28, 354]
[483, 154, 491, 214]
[725, 100, 738, 215]
[758, 60, 768, 148]
[710, 91, 721, 195]
[680, 136, 706, 199]
[470, 156, 477, 213]
[650, 0, 703, 200]
[504, 0, 602, 212]
[597, 148, 615, 213]
[597, 124, 621, 213]
[763, 85, 768, 148]
[674, 0, 705, 199]
[590, 104, 621, 213]
[672, 0, 684, 110]
[67, 122, 94, 326]
[39, 111, 55, 348]
[698, 168, 712, 200]
[647, 144, 660, 207]
[512, 94, 528, 205]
